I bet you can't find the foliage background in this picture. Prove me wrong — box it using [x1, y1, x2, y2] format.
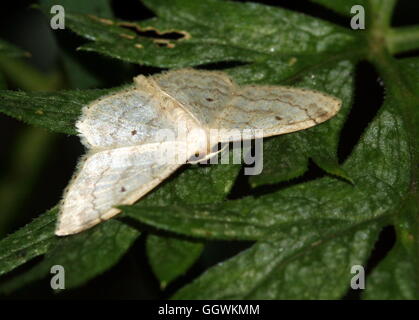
[0, 0, 417, 299]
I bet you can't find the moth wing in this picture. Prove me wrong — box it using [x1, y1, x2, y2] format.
[213, 85, 341, 142]
[151, 69, 235, 126]
[77, 77, 180, 149]
[56, 142, 183, 235]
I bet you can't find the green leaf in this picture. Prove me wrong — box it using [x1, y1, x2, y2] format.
[0, 220, 139, 292]
[173, 219, 382, 299]
[146, 235, 204, 288]
[63, 0, 358, 68]
[142, 0, 356, 54]
[0, 208, 56, 277]
[122, 174, 397, 241]
[363, 243, 416, 299]
[248, 134, 309, 187]
[360, 57, 419, 300]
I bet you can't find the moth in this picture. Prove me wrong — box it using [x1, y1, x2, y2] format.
[56, 69, 341, 236]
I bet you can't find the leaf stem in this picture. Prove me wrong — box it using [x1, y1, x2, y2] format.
[387, 25, 419, 55]
[367, 0, 397, 31]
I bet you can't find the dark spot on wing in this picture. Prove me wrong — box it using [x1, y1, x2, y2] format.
[275, 116, 283, 121]
[121, 187, 126, 192]
[131, 130, 137, 135]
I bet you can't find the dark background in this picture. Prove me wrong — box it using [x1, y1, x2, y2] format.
[0, 0, 417, 299]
